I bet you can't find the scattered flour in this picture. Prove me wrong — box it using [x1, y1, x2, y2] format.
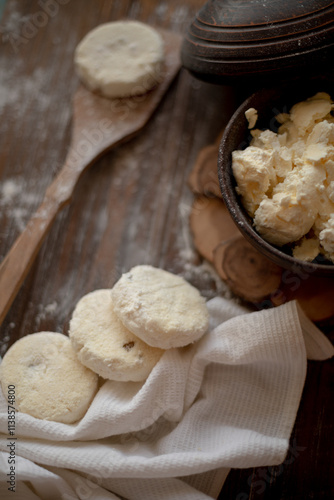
[0, 177, 39, 232]
[177, 200, 234, 300]
[182, 258, 233, 300]
[1, 179, 22, 204]
[0, 324, 16, 357]
[0, 63, 50, 116]
[0, 0, 31, 35]
[44, 301, 58, 315]
[35, 301, 58, 328]
[155, 2, 192, 30]
[0, 333, 11, 357]
[0, 302, 59, 357]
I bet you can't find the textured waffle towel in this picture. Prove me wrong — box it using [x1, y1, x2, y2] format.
[0, 298, 333, 499]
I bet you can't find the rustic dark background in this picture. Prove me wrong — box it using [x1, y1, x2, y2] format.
[0, 1, 333, 498]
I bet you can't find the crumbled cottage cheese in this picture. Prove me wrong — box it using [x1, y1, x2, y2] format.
[245, 107, 258, 129]
[232, 92, 334, 263]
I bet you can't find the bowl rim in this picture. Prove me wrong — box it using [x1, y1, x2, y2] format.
[217, 82, 334, 276]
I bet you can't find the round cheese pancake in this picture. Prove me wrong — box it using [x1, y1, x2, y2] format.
[74, 21, 164, 98]
[111, 265, 209, 349]
[69, 289, 164, 381]
[0, 332, 98, 424]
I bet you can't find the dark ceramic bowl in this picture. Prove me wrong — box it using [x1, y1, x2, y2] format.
[182, 0, 334, 86]
[218, 77, 334, 276]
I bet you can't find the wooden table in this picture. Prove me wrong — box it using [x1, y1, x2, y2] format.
[0, 1, 333, 498]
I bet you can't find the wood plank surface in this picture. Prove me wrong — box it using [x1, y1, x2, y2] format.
[0, 1, 333, 498]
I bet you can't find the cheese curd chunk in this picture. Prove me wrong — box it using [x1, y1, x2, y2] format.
[111, 265, 209, 349]
[0, 332, 98, 424]
[319, 216, 334, 259]
[254, 194, 316, 246]
[69, 289, 164, 382]
[74, 21, 164, 98]
[232, 147, 275, 215]
[254, 163, 326, 245]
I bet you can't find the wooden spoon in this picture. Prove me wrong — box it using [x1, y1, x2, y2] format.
[0, 29, 181, 325]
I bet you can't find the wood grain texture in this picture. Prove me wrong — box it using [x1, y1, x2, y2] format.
[0, 1, 333, 499]
[0, 29, 182, 325]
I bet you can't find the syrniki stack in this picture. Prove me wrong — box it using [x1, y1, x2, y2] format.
[0, 332, 98, 424]
[69, 289, 164, 382]
[111, 265, 209, 349]
[74, 20, 165, 98]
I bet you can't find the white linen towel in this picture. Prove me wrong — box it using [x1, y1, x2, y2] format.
[0, 298, 333, 500]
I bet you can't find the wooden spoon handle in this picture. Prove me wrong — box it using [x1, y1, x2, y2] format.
[0, 159, 81, 325]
